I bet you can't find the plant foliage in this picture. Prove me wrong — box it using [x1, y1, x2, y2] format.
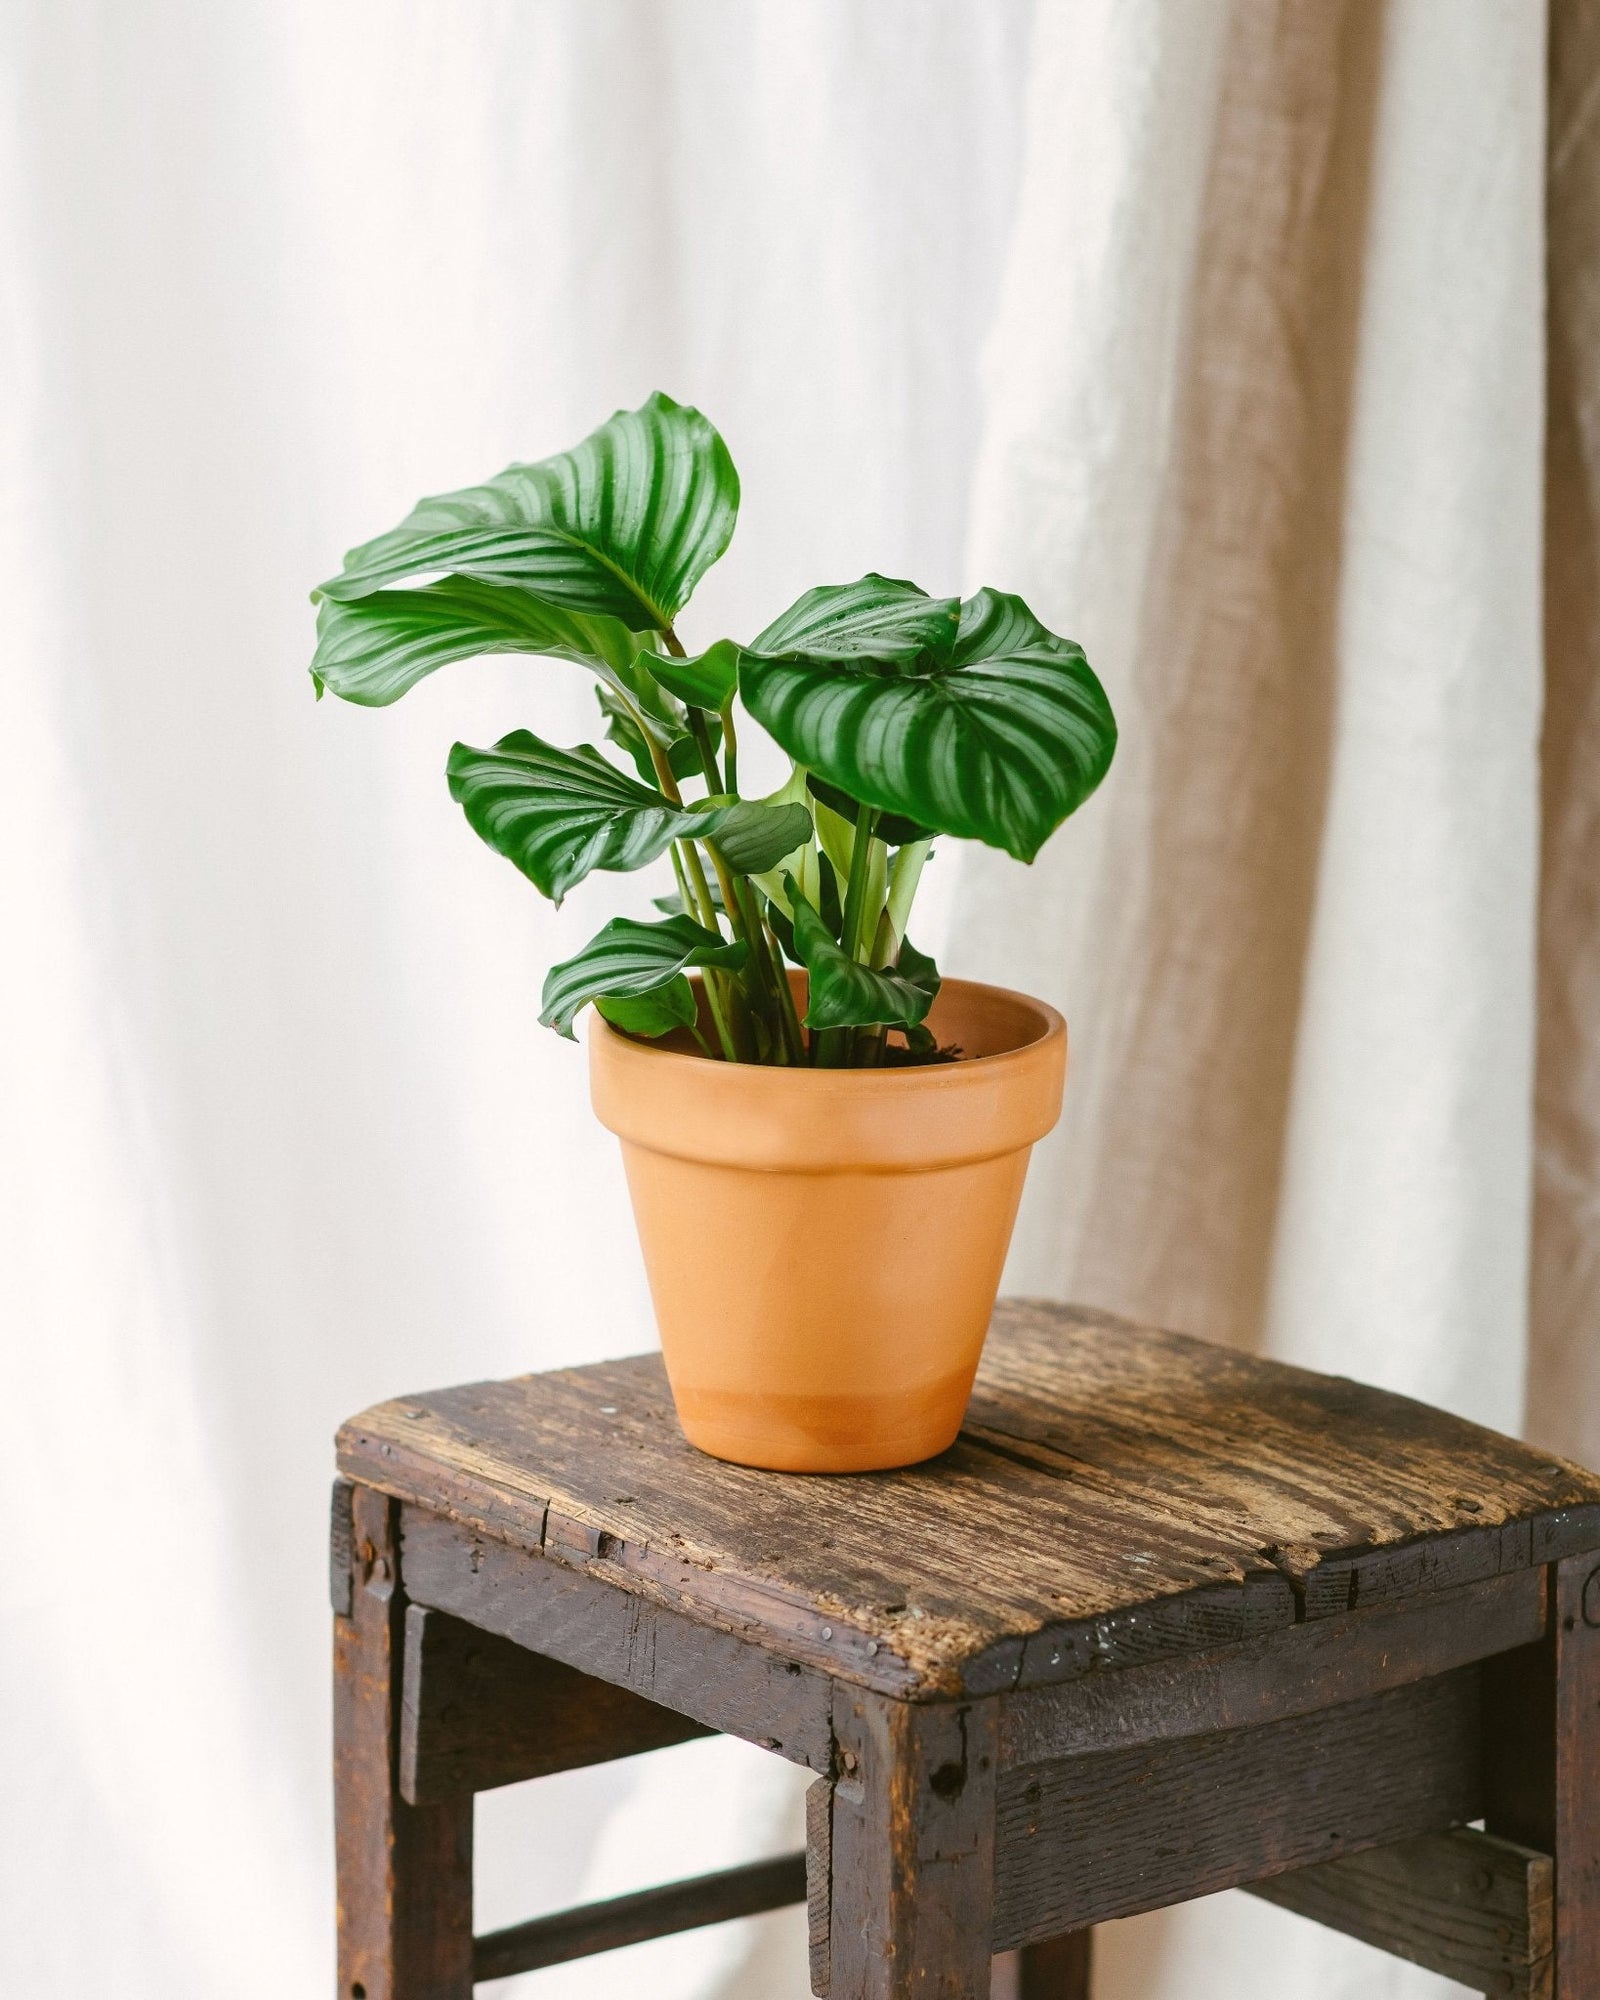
[311, 394, 1117, 1066]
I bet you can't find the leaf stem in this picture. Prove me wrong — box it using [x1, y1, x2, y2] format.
[815, 798, 880, 1067]
[719, 699, 739, 796]
[839, 798, 880, 963]
[669, 837, 739, 1060]
[872, 839, 932, 967]
[620, 686, 741, 1060]
[764, 906, 808, 1060]
[731, 874, 803, 1064]
[686, 707, 725, 796]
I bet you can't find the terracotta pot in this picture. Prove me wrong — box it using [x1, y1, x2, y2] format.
[589, 975, 1067, 1473]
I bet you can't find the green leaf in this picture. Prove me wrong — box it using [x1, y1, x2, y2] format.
[540, 915, 747, 1038]
[892, 934, 940, 994]
[693, 798, 814, 874]
[645, 638, 741, 711]
[317, 392, 739, 631]
[784, 875, 940, 1031]
[740, 588, 1117, 862]
[747, 765, 819, 905]
[753, 574, 959, 663]
[311, 578, 649, 708]
[595, 978, 698, 1039]
[764, 900, 797, 963]
[951, 585, 1078, 664]
[446, 730, 713, 905]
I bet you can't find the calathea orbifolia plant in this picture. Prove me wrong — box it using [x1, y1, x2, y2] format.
[310, 394, 1116, 1067]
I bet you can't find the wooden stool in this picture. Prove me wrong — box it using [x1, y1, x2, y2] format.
[332, 1301, 1600, 1998]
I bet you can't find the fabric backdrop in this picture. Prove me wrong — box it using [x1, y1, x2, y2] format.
[2, 5, 1595, 1999]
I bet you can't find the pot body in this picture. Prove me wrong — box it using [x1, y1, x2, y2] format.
[589, 978, 1067, 1472]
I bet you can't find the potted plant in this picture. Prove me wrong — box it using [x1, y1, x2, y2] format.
[310, 393, 1116, 1472]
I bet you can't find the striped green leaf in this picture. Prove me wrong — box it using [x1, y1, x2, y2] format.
[752, 574, 959, 662]
[740, 588, 1116, 862]
[594, 978, 698, 1039]
[311, 578, 647, 707]
[785, 877, 940, 1031]
[692, 797, 815, 874]
[446, 731, 723, 905]
[952, 586, 1079, 665]
[316, 392, 739, 631]
[541, 915, 747, 1038]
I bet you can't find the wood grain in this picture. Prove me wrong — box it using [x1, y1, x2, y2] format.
[826, 1690, 999, 1998]
[999, 1566, 1543, 1767]
[334, 1485, 473, 2000]
[992, 1667, 1482, 1945]
[337, 1301, 1600, 1696]
[399, 1506, 835, 1772]
[1246, 1827, 1552, 1998]
[399, 1604, 710, 1804]
[806, 1778, 832, 1996]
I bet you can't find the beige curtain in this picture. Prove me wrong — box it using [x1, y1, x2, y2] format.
[958, 3, 1600, 1995]
[1530, 1, 1600, 1475]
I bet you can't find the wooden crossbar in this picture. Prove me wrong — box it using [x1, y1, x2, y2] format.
[472, 1851, 809, 1983]
[1247, 1827, 1553, 1998]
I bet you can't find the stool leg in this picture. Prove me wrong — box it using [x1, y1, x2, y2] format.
[1484, 1552, 1600, 2000]
[334, 1484, 473, 2000]
[823, 1690, 998, 1998]
[1016, 1931, 1091, 1997]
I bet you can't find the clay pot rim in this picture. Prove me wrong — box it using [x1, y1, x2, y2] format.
[589, 973, 1065, 1087]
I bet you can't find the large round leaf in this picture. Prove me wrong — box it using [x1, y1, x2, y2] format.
[316, 392, 739, 632]
[740, 589, 1116, 863]
[752, 573, 958, 662]
[447, 731, 716, 905]
[540, 915, 747, 1039]
[312, 578, 646, 707]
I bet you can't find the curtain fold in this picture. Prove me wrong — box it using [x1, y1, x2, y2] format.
[1529, 0, 1600, 1475]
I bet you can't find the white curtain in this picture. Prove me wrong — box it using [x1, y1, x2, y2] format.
[4, 5, 1594, 2000]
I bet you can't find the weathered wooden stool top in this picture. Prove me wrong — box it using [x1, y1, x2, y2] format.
[334, 1298, 1600, 1999]
[338, 1298, 1600, 1702]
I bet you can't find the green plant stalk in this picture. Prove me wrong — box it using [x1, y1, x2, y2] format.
[873, 839, 932, 967]
[679, 695, 776, 1064]
[841, 801, 881, 959]
[685, 704, 726, 798]
[636, 718, 739, 1061]
[762, 902, 807, 1059]
[853, 840, 934, 1063]
[676, 838, 742, 1060]
[718, 698, 739, 795]
[732, 873, 803, 1064]
[668, 842, 743, 1058]
[814, 800, 881, 1068]
[696, 839, 762, 1062]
